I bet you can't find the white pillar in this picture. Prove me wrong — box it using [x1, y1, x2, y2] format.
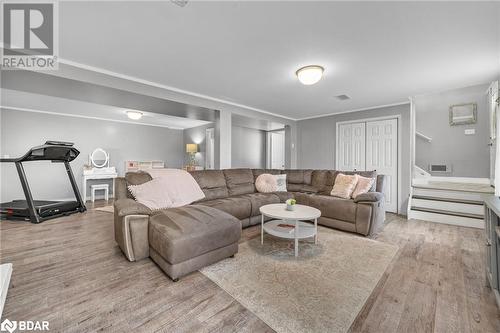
[215, 110, 231, 169]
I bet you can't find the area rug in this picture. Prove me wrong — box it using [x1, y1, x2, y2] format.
[94, 205, 114, 213]
[200, 227, 398, 333]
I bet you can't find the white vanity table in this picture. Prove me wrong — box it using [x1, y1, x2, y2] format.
[82, 148, 118, 202]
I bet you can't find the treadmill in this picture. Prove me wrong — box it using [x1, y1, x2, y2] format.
[0, 141, 86, 223]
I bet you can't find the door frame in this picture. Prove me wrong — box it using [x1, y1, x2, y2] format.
[266, 129, 286, 169]
[335, 115, 402, 214]
[205, 128, 215, 170]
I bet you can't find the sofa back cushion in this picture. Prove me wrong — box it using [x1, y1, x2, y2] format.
[190, 170, 228, 201]
[281, 169, 314, 192]
[224, 169, 255, 196]
[125, 172, 153, 198]
[311, 170, 335, 194]
[252, 169, 282, 180]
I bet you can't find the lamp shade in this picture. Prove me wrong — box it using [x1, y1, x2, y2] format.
[186, 144, 198, 153]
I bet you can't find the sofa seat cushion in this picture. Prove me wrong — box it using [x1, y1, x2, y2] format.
[197, 196, 252, 220]
[308, 194, 357, 223]
[240, 193, 280, 216]
[149, 205, 241, 265]
[224, 169, 256, 196]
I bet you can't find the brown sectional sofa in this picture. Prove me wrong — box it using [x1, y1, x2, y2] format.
[114, 168, 386, 281]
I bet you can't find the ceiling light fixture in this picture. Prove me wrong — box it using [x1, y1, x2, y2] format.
[296, 65, 324, 85]
[126, 111, 143, 120]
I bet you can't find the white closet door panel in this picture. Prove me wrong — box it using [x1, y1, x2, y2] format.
[351, 122, 366, 170]
[366, 119, 398, 213]
[338, 124, 353, 170]
[338, 123, 366, 171]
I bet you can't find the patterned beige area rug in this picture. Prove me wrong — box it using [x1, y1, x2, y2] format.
[200, 227, 398, 333]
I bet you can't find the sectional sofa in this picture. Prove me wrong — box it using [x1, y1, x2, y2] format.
[114, 168, 386, 280]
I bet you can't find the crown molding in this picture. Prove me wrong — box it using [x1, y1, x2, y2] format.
[0, 105, 185, 130]
[295, 101, 411, 121]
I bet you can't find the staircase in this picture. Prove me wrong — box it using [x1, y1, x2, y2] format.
[408, 179, 493, 229]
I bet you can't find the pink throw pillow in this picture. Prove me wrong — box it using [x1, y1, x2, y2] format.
[330, 174, 359, 199]
[352, 175, 375, 198]
[256, 173, 278, 193]
[128, 178, 173, 210]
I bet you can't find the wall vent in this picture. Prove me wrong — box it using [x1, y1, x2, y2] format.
[335, 94, 351, 101]
[428, 164, 452, 173]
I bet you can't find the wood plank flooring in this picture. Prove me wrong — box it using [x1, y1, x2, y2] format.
[1, 203, 499, 332]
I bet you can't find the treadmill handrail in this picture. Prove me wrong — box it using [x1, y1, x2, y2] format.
[0, 142, 80, 163]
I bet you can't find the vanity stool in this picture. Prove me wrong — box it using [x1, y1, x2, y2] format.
[91, 184, 109, 202]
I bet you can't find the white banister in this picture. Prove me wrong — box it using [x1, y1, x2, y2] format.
[416, 131, 432, 142]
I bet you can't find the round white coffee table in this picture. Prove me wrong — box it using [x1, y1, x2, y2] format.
[260, 203, 321, 257]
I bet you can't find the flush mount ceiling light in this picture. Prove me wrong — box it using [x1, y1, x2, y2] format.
[296, 65, 324, 85]
[126, 111, 143, 120]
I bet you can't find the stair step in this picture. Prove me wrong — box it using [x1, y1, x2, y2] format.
[411, 195, 483, 205]
[411, 198, 484, 216]
[408, 209, 484, 229]
[410, 206, 484, 219]
[412, 182, 493, 194]
[412, 187, 485, 202]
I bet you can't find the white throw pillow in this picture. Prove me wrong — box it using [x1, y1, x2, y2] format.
[146, 168, 205, 207]
[128, 178, 173, 210]
[256, 174, 278, 193]
[274, 174, 287, 192]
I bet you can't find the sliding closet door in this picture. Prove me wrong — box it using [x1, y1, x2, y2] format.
[338, 123, 366, 171]
[366, 119, 398, 213]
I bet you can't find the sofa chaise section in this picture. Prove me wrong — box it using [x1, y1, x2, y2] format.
[148, 205, 241, 281]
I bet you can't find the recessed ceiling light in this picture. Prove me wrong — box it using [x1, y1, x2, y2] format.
[296, 65, 324, 85]
[126, 111, 143, 120]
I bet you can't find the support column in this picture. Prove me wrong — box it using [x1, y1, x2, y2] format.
[284, 124, 298, 169]
[215, 110, 231, 169]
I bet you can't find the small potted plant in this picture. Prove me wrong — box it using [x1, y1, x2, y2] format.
[286, 198, 296, 211]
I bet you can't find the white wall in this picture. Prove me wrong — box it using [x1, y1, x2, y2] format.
[232, 126, 267, 169]
[0, 109, 184, 202]
[414, 83, 490, 177]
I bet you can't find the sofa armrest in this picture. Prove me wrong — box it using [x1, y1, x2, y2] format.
[114, 198, 152, 217]
[353, 192, 384, 203]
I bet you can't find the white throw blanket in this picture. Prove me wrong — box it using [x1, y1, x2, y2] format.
[128, 169, 205, 209]
[147, 168, 205, 207]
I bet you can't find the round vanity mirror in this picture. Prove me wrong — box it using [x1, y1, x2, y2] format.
[90, 148, 109, 168]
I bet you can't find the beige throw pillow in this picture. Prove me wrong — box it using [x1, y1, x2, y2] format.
[352, 175, 375, 198]
[330, 174, 359, 199]
[256, 174, 278, 193]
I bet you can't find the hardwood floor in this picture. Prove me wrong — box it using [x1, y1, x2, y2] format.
[1, 203, 499, 332]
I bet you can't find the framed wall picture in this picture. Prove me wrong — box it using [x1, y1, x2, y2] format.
[449, 103, 477, 126]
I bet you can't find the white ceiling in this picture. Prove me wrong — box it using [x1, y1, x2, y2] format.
[58, 1, 500, 120]
[1, 89, 212, 129]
